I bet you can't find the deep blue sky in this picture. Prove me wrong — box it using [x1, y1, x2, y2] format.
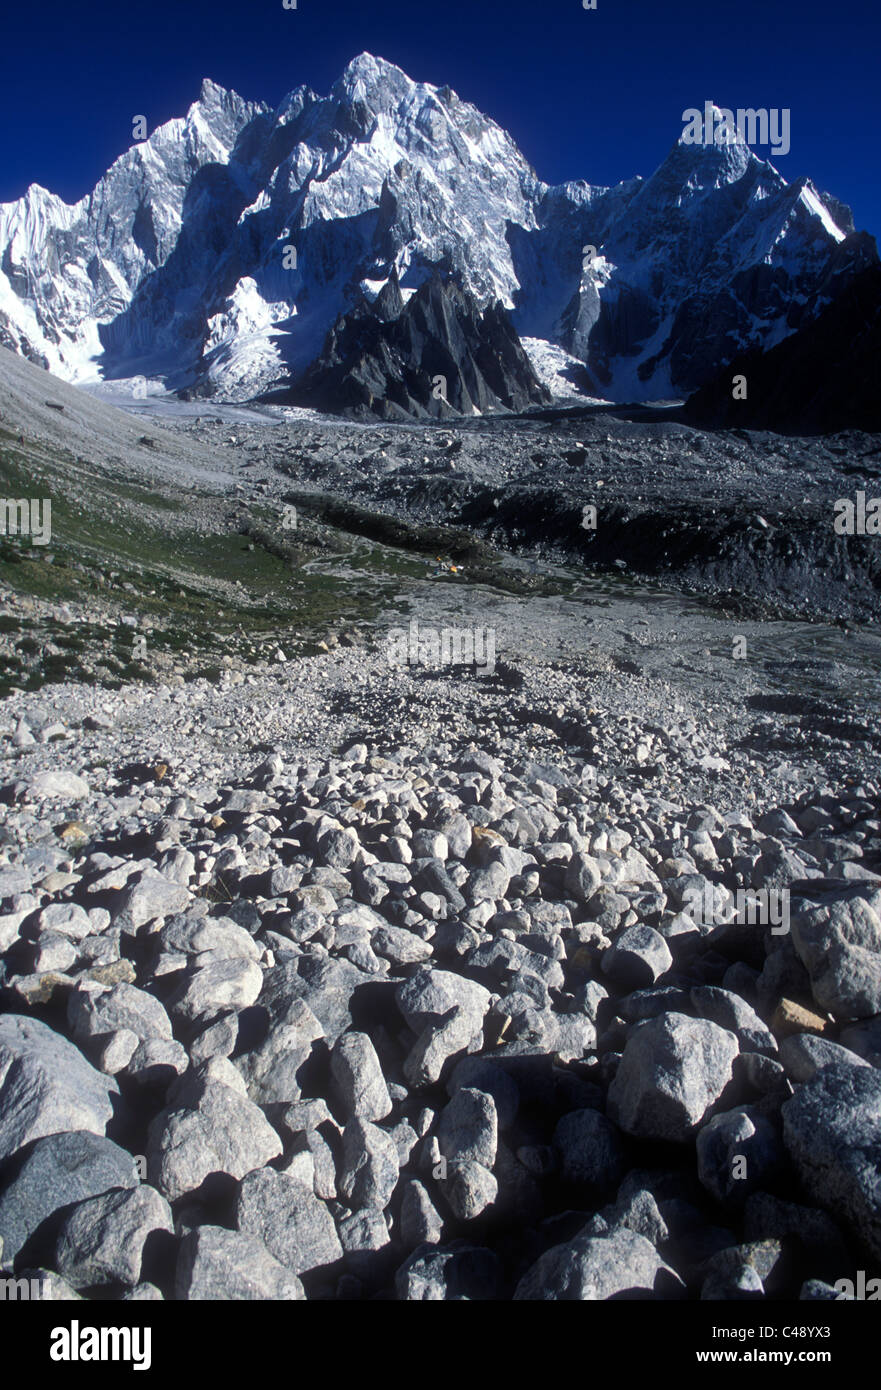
[2, 0, 879, 236]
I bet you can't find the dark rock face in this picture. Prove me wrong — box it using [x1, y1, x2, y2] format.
[288, 273, 552, 421]
[684, 261, 881, 435]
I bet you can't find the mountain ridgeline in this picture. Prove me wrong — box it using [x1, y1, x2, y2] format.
[0, 52, 877, 428]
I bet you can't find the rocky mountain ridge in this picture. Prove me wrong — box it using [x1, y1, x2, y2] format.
[0, 54, 871, 407]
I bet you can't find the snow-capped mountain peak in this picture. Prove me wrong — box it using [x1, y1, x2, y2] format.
[0, 54, 867, 405]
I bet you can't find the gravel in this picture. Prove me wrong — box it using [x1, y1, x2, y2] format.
[1, 613, 880, 1300]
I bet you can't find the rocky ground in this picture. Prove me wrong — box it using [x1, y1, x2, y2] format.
[0, 637, 880, 1301]
[170, 402, 881, 623]
[2, 348, 881, 1301]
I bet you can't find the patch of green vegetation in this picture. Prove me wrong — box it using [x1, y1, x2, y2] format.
[0, 421, 578, 697]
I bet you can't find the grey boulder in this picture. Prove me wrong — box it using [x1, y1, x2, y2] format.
[444, 1161, 498, 1220]
[338, 1207, 392, 1271]
[339, 1119, 399, 1211]
[330, 1032, 392, 1122]
[602, 926, 672, 991]
[778, 1032, 871, 1083]
[403, 1005, 477, 1088]
[235, 1166, 342, 1275]
[168, 956, 263, 1025]
[696, 1105, 786, 1205]
[565, 852, 604, 902]
[146, 1078, 282, 1201]
[396, 967, 491, 1036]
[791, 893, 881, 1021]
[690, 985, 777, 1055]
[438, 1087, 498, 1168]
[514, 1226, 685, 1300]
[447, 1057, 520, 1130]
[54, 1185, 173, 1288]
[235, 999, 324, 1105]
[27, 770, 89, 801]
[399, 1179, 444, 1246]
[67, 981, 173, 1045]
[259, 956, 370, 1044]
[607, 1012, 739, 1142]
[112, 870, 193, 933]
[552, 1108, 625, 1196]
[0, 1131, 138, 1266]
[395, 1243, 501, 1300]
[175, 1224, 305, 1300]
[0, 1016, 119, 1163]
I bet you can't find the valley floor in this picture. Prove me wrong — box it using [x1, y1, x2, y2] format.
[1, 359, 880, 1302]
